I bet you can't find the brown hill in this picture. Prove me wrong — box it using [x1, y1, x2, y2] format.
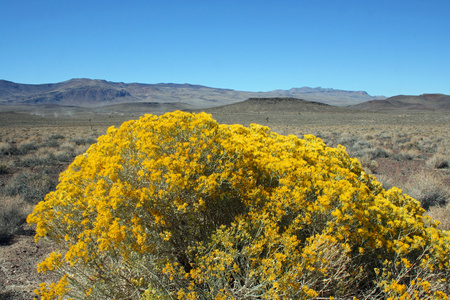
[198, 97, 341, 113]
[0, 79, 384, 108]
[352, 94, 450, 111]
[190, 97, 360, 127]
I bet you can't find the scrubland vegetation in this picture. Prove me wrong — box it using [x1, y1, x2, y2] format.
[0, 110, 449, 299]
[0, 125, 99, 244]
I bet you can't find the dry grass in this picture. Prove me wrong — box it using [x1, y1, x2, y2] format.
[0, 196, 26, 244]
[402, 171, 449, 210]
[426, 202, 450, 231]
[427, 153, 450, 169]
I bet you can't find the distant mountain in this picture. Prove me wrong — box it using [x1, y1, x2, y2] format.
[352, 94, 450, 111]
[0, 78, 385, 108]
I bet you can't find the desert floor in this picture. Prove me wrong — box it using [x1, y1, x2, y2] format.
[1, 106, 449, 299]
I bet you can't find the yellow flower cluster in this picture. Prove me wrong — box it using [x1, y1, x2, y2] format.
[27, 111, 450, 299]
[34, 275, 71, 300]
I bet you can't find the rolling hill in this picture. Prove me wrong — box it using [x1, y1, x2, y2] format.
[352, 94, 450, 111]
[189, 97, 362, 127]
[197, 97, 344, 114]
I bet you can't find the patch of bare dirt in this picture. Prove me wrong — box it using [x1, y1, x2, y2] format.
[0, 228, 56, 300]
[373, 158, 428, 185]
[373, 158, 450, 189]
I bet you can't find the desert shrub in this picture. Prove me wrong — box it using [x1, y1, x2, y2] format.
[366, 146, 392, 159]
[28, 112, 450, 299]
[359, 156, 379, 174]
[392, 149, 421, 161]
[47, 134, 65, 140]
[53, 149, 76, 163]
[45, 134, 65, 148]
[13, 154, 56, 167]
[427, 203, 450, 231]
[59, 141, 75, 152]
[399, 141, 421, 152]
[0, 142, 20, 156]
[0, 162, 9, 175]
[17, 141, 39, 154]
[375, 174, 397, 191]
[415, 138, 437, 154]
[0, 196, 26, 244]
[427, 154, 450, 169]
[403, 171, 450, 210]
[337, 133, 358, 146]
[14, 148, 75, 167]
[5, 171, 57, 204]
[71, 137, 97, 146]
[0, 268, 5, 294]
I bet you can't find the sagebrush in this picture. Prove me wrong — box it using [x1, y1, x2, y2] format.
[0, 196, 26, 244]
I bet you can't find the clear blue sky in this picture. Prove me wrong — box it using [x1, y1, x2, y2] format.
[1, 0, 449, 97]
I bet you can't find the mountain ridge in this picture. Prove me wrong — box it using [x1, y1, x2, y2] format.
[0, 79, 385, 108]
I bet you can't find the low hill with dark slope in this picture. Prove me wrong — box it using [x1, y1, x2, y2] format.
[200, 97, 343, 114]
[192, 97, 358, 127]
[352, 94, 450, 111]
[265, 87, 386, 106]
[0, 79, 384, 108]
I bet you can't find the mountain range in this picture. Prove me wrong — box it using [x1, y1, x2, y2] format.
[0, 78, 385, 108]
[1, 79, 449, 113]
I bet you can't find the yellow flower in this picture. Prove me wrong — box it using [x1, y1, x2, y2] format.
[27, 111, 450, 299]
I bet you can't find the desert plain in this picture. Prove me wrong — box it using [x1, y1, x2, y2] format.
[0, 98, 449, 299]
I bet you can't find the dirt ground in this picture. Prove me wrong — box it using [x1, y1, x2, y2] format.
[0, 227, 57, 300]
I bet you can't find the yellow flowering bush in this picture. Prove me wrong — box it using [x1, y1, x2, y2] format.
[28, 111, 449, 299]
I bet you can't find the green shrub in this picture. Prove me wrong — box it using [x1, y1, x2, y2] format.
[28, 112, 450, 299]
